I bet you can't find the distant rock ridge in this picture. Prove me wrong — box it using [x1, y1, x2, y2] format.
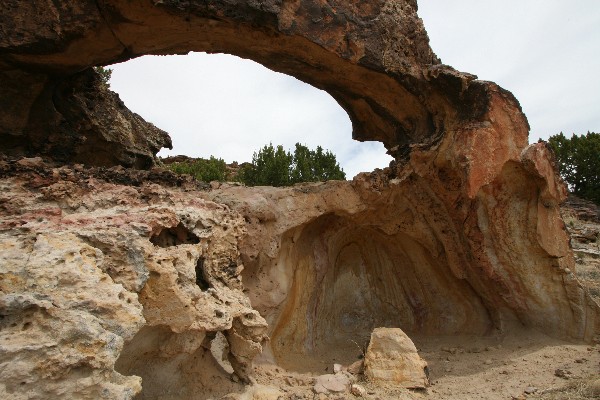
[564, 194, 600, 223]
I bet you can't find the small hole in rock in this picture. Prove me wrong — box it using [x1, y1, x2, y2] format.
[22, 322, 31, 330]
[150, 222, 200, 247]
[215, 310, 224, 318]
[195, 258, 210, 291]
[150, 271, 161, 279]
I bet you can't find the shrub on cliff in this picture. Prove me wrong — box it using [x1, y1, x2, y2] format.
[93, 66, 112, 89]
[166, 156, 228, 182]
[238, 143, 346, 186]
[548, 132, 600, 204]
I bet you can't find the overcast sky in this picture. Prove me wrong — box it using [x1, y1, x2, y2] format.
[109, 1, 600, 178]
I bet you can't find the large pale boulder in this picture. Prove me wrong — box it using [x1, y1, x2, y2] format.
[364, 328, 429, 389]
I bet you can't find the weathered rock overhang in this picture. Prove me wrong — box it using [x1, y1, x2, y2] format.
[207, 156, 600, 371]
[1, 0, 525, 165]
[1, 1, 599, 399]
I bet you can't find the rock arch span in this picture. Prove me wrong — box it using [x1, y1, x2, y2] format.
[0, 1, 599, 399]
[3, 0, 509, 167]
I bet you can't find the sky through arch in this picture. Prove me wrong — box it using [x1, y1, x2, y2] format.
[109, 53, 393, 179]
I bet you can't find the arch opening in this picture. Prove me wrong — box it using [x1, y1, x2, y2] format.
[107, 52, 394, 178]
[0, 0, 448, 168]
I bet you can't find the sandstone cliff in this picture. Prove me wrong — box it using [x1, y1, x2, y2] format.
[0, 1, 598, 399]
[206, 142, 599, 367]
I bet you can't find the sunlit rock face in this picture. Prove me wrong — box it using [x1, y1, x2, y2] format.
[207, 145, 600, 370]
[0, 160, 267, 399]
[0, 1, 599, 399]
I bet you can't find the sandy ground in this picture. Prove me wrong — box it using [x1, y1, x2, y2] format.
[250, 331, 599, 400]
[244, 208, 600, 400]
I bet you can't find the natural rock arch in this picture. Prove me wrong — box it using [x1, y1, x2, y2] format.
[1, 0, 598, 351]
[1, 1, 599, 398]
[2, 0, 516, 167]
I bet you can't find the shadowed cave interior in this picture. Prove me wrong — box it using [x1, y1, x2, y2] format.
[250, 212, 494, 372]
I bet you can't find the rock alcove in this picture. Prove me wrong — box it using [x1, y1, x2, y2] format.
[266, 212, 490, 371]
[1, 0, 599, 399]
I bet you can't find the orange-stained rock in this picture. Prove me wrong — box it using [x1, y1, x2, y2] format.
[0, 0, 599, 398]
[206, 160, 599, 369]
[1, 0, 522, 171]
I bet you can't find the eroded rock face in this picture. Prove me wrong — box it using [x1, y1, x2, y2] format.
[207, 141, 600, 369]
[1, 0, 599, 399]
[0, 159, 267, 399]
[0, 146, 599, 397]
[0, 65, 172, 168]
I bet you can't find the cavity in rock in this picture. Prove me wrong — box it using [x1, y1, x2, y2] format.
[195, 258, 210, 291]
[150, 222, 200, 247]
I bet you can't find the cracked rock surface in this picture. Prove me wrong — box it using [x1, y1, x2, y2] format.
[0, 158, 267, 399]
[0, 1, 599, 399]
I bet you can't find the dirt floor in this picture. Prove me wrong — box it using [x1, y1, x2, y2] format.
[241, 201, 600, 400]
[250, 331, 599, 400]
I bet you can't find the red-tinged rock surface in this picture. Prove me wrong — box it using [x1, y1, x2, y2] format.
[0, 158, 267, 399]
[0, 1, 599, 399]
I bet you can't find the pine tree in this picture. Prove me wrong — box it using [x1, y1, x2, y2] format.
[547, 132, 600, 204]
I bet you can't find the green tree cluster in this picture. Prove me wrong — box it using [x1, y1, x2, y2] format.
[93, 66, 112, 89]
[238, 143, 346, 186]
[166, 156, 228, 182]
[547, 131, 600, 204]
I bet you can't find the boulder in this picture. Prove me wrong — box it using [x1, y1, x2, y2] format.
[363, 328, 429, 389]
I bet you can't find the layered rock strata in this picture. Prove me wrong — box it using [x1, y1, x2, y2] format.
[0, 158, 267, 399]
[207, 142, 600, 370]
[0, 0, 599, 399]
